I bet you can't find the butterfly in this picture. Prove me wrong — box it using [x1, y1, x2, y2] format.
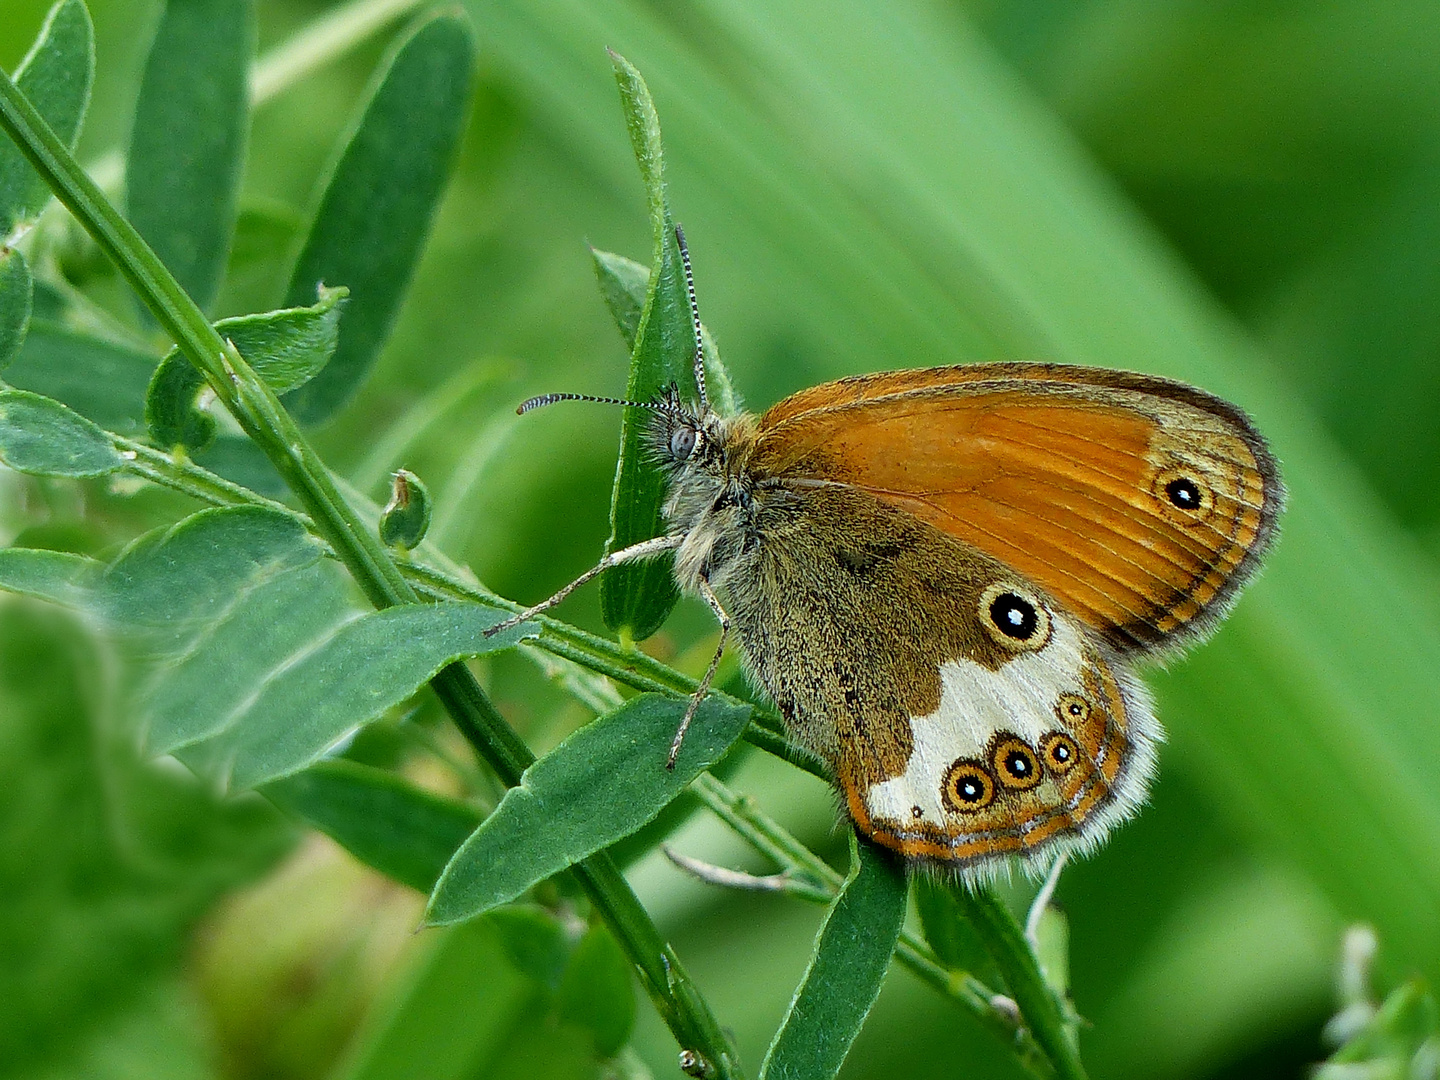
[497, 227, 1284, 880]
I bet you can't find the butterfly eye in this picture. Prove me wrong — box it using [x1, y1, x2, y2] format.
[670, 425, 698, 460]
[979, 583, 1052, 651]
[992, 736, 1043, 790]
[1039, 732, 1080, 776]
[941, 760, 995, 813]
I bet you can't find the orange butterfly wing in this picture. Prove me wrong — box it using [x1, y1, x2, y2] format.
[750, 363, 1283, 652]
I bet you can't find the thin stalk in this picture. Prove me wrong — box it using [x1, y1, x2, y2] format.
[952, 887, 1087, 1080]
[0, 70, 743, 1080]
[688, 774, 1057, 1079]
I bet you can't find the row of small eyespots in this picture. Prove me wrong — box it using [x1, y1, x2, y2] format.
[941, 729, 1080, 813]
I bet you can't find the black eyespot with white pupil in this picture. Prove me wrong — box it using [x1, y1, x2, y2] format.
[989, 593, 1038, 640]
[992, 736, 1043, 790]
[670, 425, 697, 461]
[1165, 477, 1201, 509]
[1039, 732, 1079, 776]
[942, 760, 995, 812]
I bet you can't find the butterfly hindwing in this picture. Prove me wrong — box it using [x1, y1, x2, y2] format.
[722, 479, 1157, 877]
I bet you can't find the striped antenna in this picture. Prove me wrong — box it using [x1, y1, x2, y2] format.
[674, 223, 708, 412]
[516, 392, 682, 417]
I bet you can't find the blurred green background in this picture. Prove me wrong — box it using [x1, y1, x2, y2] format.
[3, 0, 1439, 1077]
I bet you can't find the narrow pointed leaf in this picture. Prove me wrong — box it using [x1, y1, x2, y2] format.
[914, 876, 1007, 991]
[143, 560, 355, 756]
[954, 886, 1085, 1080]
[0, 389, 122, 476]
[96, 506, 324, 639]
[426, 693, 752, 925]
[282, 12, 476, 424]
[0, 547, 101, 608]
[591, 247, 649, 345]
[4, 322, 156, 433]
[598, 54, 689, 639]
[759, 833, 908, 1080]
[146, 285, 347, 450]
[0, 0, 93, 235]
[0, 247, 32, 368]
[262, 760, 481, 893]
[591, 245, 739, 416]
[185, 604, 535, 791]
[126, 0, 253, 313]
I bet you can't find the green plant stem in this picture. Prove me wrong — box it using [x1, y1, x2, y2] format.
[952, 887, 1087, 1080]
[0, 69, 744, 1080]
[689, 774, 1057, 1079]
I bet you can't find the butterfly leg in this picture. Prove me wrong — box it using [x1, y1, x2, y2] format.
[666, 574, 730, 769]
[483, 533, 683, 638]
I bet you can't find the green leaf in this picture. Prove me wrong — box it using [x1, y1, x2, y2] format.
[126, 0, 254, 314]
[598, 54, 689, 640]
[0, 504, 340, 677]
[181, 602, 535, 791]
[4, 321, 156, 434]
[146, 285, 347, 451]
[1321, 979, 1438, 1071]
[144, 560, 354, 757]
[262, 760, 480, 894]
[426, 693, 752, 925]
[282, 12, 476, 424]
[591, 246, 649, 346]
[0, 0, 93, 235]
[0, 246, 32, 369]
[913, 876, 1005, 991]
[0, 546, 101, 607]
[558, 925, 636, 1057]
[0, 389, 122, 476]
[759, 833, 908, 1080]
[97, 506, 325, 639]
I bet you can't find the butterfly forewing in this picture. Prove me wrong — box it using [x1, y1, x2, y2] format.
[752, 363, 1282, 654]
